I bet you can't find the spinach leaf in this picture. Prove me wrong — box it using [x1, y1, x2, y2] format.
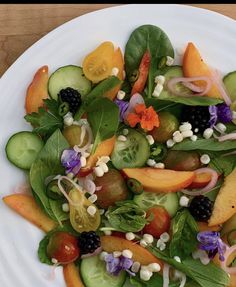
[129, 273, 180, 287]
[30, 129, 69, 223]
[106, 201, 147, 232]
[149, 247, 230, 287]
[169, 209, 198, 259]
[173, 138, 236, 151]
[125, 25, 174, 98]
[38, 234, 52, 265]
[87, 97, 119, 153]
[74, 76, 121, 120]
[158, 93, 223, 106]
[209, 153, 236, 176]
[25, 99, 63, 140]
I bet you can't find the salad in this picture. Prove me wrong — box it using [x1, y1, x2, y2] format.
[3, 24, 236, 287]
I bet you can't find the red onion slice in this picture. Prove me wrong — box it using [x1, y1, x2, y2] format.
[163, 264, 170, 287]
[81, 247, 102, 259]
[221, 244, 236, 274]
[167, 76, 212, 97]
[215, 133, 236, 142]
[210, 69, 232, 106]
[181, 168, 218, 196]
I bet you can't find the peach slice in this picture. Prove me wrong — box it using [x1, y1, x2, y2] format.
[189, 172, 212, 189]
[79, 136, 115, 175]
[101, 235, 163, 267]
[105, 47, 124, 100]
[183, 42, 221, 99]
[63, 263, 85, 287]
[25, 65, 49, 114]
[197, 222, 221, 232]
[209, 168, 236, 226]
[2, 194, 56, 232]
[122, 168, 195, 193]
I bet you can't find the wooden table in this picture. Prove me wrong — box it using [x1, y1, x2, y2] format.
[0, 4, 236, 77]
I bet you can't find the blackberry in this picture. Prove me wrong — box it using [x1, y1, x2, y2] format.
[189, 195, 213, 222]
[58, 87, 82, 114]
[181, 106, 210, 133]
[78, 231, 101, 255]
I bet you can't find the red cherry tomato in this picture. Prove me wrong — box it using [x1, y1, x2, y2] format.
[143, 206, 171, 238]
[131, 50, 151, 95]
[47, 231, 80, 264]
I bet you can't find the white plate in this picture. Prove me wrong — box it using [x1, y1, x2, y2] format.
[0, 4, 236, 287]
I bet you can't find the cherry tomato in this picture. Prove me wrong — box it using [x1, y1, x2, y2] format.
[131, 50, 151, 95]
[47, 231, 80, 264]
[143, 206, 171, 238]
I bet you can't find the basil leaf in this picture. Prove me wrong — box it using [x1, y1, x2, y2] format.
[125, 24, 174, 97]
[169, 209, 198, 259]
[106, 201, 147, 232]
[149, 247, 230, 287]
[173, 138, 236, 151]
[74, 76, 121, 120]
[87, 98, 119, 153]
[30, 129, 69, 223]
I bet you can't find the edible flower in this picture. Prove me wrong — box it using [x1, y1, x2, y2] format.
[126, 103, 160, 131]
[208, 106, 218, 127]
[217, 103, 233, 123]
[114, 99, 129, 122]
[61, 148, 81, 175]
[104, 254, 135, 276]
[197, 231, 227, 261]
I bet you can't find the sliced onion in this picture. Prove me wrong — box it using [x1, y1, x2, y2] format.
[179, 273, 187, 287]
[222, 151, 236, 157]
[84, 178, 96, 194]
[167, 76, 212, 97]
[163, 264, 170, 287]
[57, 176, 81, 207]
[211, 69, 232, 106]
[221, 244, 236, 274]
[123, 93, 144, 120]
[181, 168, 218, 196]
[73, 123, 93, 154]
[81, 247, 102, 259]
[79, 124, 86, 146]
[215, 132, 236, 142]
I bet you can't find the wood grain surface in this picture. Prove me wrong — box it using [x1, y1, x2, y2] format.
[0, 4, 236, 77]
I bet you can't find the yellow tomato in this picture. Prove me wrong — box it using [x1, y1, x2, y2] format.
[82, 41, 115, 83]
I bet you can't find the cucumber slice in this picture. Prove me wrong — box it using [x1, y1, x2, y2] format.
[223, 71, 236, 102]
[111, 129, 150, 170]
[80, 255, 126, 287]
[5, 131, 44, 170]
[48, 65, 92, 100]
[159, 66, 190, 99]
[133, 191, 179, 217]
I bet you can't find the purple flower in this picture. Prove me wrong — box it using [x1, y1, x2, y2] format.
[61, 148, 81, 175]
[217, 103, 233, 123]
[104, 254, 135, 276]
[208, 106, 218, 127]
[114, 99, 129, 122]
[197, 231, 227, 261]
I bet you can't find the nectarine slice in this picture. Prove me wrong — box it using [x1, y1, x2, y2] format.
[183, 42, 221, 99]
[105, 47, 124, 100]
[197, 222, 221, 232]
[25, 65, 49, 114]
[123, 168, 195, 193]
[189, 172, 212, 189]
[209, 168, 236, 226]
[63, 263, 85, 287]
[80, 136, 115, 173]
[3, 194, 56, 232]
[101, 235, 163, 267]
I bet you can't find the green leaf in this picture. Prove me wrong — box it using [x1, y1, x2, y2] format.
[87, 98, 119, 153]
[149, 247, 230, 287]
[173, 138, 236, 152]
[125, 24, 174, 98]
[24, 99, 63, 139]
[74, 76, 121, 120]
[209, 153, 236, 176]
[169, 209, 198, 259]
[38, 234, 52, 265]
[129, 273, 180, 287]
[30, 129, 69, 222]
[158, 93, 223, 106]
[106, 201, 147, 232]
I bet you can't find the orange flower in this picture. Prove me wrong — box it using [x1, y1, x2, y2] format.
[126, 103, 159, 131]
[140, 106, 160, 131]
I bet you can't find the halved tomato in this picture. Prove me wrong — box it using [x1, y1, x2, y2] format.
[82, 41, 115, 83]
